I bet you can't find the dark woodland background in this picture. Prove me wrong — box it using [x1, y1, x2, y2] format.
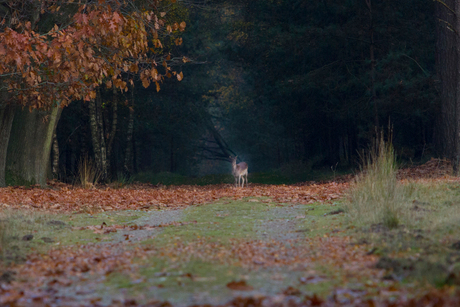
[4, 0, 458, 185]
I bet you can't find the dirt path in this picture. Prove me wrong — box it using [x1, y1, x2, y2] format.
[0, 197, 394, 307]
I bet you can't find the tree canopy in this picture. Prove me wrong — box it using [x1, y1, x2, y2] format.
[0, 0, 186, 108]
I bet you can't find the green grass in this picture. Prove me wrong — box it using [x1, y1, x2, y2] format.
[349, 177, 460, 287]
[135, 167, 351, 186]
[340, 135, 460, 286]
[0, 209, 147, 264]
[0, 209, 53, 263]
[0, 198, 348, 267]
[346, 135, 410, 228]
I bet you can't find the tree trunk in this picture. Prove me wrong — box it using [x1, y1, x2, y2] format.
[124, 106, 135, 175]
[0, 103, 15, 187]
[80, 102, 89, 162]
[89, 98, 101, 171]
[365, 0, 379, 129]
[6, 106, 62, 186]
[96, 93, 108, 180]
[107, 87, 118, 167]
[88, 93, 108, 181]
[454, 1, 460, 174]
[52, 132, 59, 178]
[435, 0, 458, 172]
[170, 135, 175, 172]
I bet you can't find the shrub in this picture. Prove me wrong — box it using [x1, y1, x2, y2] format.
[347, 133, 409, 228]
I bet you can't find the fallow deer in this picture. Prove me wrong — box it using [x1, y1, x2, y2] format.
[230, 156, 248, 187]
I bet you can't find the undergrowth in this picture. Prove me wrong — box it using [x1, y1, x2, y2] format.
[347, 133, 410, 228]
[78, 156, 100, 188]
[347, 135, 460, 287]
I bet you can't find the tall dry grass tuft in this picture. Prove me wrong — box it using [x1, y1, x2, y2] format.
[347, 133, 409, 228]
[78, 156, 100, 188]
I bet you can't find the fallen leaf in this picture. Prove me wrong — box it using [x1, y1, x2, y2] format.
[226, 280, 254, 291]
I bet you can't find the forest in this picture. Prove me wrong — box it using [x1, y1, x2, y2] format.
[4, 0, 460, 306]
[0, 0, 446, 186]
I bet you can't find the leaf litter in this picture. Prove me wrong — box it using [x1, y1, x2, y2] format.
[2, 158, 460, 306]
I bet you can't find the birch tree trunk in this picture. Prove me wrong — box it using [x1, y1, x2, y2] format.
[97, 93, 108, 179]
[88, 93, 108, 181]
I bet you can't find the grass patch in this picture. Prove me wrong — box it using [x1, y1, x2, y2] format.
[347, 134, 410, 228]
[135, 167, 351, 186]
[0, 209, 52, 263]
[147, 199, 348, 246]
[0, 209, 148, 264]
[143, 199, 276, 246]
[351, 178, 460, 287]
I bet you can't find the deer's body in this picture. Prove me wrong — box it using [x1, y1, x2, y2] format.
[231, 156, 248, 187]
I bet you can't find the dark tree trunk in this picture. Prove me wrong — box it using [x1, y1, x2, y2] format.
[455, 2, 460, 174]
[134, 137, 140, 173]
[0, 103, 15, 187]
[6, 106, 62, 186]
[80, 102, 89, 159]
[435, 0, 459, 173]
[107, 87, 118, 174]
[52, 132, 59, 178]
[365, 0, 379, 129]
[170, 135, 175, 172]
[124, 87, 135, 175]
[124, 106, 135, 175]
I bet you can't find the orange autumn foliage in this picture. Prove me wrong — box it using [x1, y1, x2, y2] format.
[0, 0, 186, 109]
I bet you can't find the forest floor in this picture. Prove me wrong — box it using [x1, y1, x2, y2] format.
[2, 159, 460, 306]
